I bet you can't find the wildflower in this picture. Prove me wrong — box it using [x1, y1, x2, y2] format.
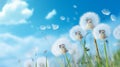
[93, 23, 111, 40]
[69, 25, 86, 41]
[113, 25, 120, 40]
[80, 12, 100, 30]
[51, 37, 71, 56]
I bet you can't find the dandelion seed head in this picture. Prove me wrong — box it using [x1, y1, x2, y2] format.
[93, 23, 111, 40]
[37, 57, 49, 67]
[69, 25, 86, 41]
[113, 25, 120, 40]
[51, 37, 71, 56]
[24, 59, 33, 67]
[80, 12, 100, 30]
[69, 44, 83, 63]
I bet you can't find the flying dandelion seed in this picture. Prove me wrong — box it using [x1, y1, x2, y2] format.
[80, 12, 100, 31]
[52, 24, 59, 30]
[69, 25, 86, 41]
[110, 14, 116, 21]
[51, 37, 71, 56]
[73, 5, 77, 8]
[101, 9, 111, 15]
[40, 25, 46, 30]
[113, 25, 120, 40]
[37, 57, 49, 67]
[60, 16, 66, 21]
[24, 59, 34, 67]
[93, 23, 111, 40]
[46, 25, 51, 29]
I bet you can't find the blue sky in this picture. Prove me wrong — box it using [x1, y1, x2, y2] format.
[0, 0, 120, 67]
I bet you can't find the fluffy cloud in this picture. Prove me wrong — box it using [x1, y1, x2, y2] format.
[0, 33, 56, 58]
[45, 9, 56, 20]
[0, 0, 33, 25]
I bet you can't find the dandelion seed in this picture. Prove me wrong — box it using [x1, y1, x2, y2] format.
[93, 23, 111, 40]
[40, 25, 46, 30]
[52, 24, 59, 30]
[46, 25, 51, 29]
[80, 12, 100, 30]
[60, 16, 66, 21]
[110, 14, 116, 21]
[113, 25, 120, 40]
[73, 5, 77, 8]
[101, 9, 111, 15]
[69, 25, 86, 41]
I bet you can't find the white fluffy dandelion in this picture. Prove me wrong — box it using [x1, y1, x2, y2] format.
[37, 57, 49, 67]
[24, 59, 34, 67]
[93, 23, 111, 40]
[69, 44, 83, 63]
[113, 25, 120, 40]
[80, 12, 100, 30]
[69, 25, 86, 41]
[51, 37, 71, 56]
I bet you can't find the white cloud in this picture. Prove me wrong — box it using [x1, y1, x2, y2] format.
[0, 33, 57, 58]
[45, 9, 56, 20]
[0, 0, 33, 25]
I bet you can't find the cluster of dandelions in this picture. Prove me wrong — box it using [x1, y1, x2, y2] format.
[23, 12, 120, 67]
[24, 57, 49, 67]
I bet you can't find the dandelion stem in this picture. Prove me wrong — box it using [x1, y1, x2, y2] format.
[46, 56, 48, 67]
[64, 54, 71, 67]
[104, 41, 109, 67]
[94, 38, 101, 67]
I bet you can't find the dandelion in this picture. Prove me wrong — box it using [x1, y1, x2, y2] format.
[51, 37, 71, 56]
[80, 12, 100, 31]
[24, 59, 34, 67]
[37, 57, 49, 67]
[113, 25, 120, 40]
[93, 23, 111, 40]
[93, 23, 111, 67]
[51, 37, 72, 67]
[69, 25, 92, 66]
[69, 44, 83, 66]
[69, 25, 86, 41]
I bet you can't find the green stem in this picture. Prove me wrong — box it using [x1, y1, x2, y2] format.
[94, 38, 101, 67]
[104, 41, 109, 67]
[81, 40, 93, 67]
[64, 54, 71, 67]
[46, 56, 48, 67]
